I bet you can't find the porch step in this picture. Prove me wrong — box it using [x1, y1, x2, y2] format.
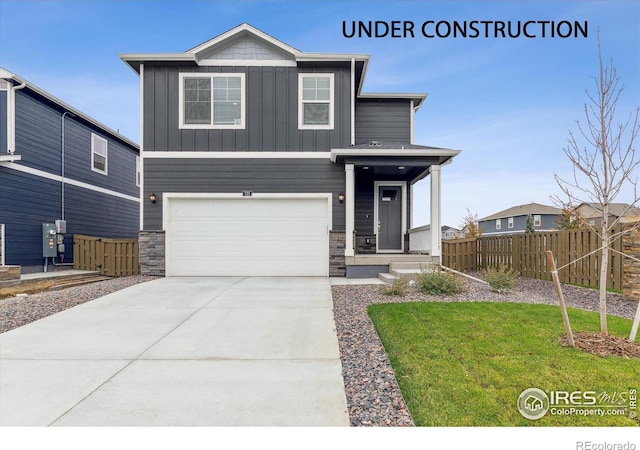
[378, 272, 397, 283]
[386, 262, 439, 282]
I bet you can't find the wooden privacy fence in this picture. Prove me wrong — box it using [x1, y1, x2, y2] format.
[73, 235, 139, 277]
[442, 227, 624, 290]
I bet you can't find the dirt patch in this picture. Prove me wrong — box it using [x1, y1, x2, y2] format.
[562, 332, 640, 359]
[0, 280, 58, 300]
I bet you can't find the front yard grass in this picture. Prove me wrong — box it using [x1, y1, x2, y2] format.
[368, 302, 639, 426]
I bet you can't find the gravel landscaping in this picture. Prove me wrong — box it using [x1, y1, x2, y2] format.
[332, 275, 639, 427]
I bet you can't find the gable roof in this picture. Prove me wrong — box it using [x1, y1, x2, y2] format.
[119, 23, 426, 108]
[576, 202, 640, 218]
[0, 68, 138, 150]
[479, 202, 561, 222]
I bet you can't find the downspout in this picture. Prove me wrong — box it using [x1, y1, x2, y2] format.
[7, 79, 26, 154]
[350, 58, 355, 146]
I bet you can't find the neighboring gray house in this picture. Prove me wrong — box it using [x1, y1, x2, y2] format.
[478, 202, 561, 236]
[120, 23, 460, 277]
[0, 69, 140, 273]
[441, 225, 463, 240]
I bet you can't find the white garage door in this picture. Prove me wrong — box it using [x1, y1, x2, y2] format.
[165, 195, 330, 276]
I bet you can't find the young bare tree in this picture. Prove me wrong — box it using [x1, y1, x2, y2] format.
[460, 208, 482, 238]
[553, 38, 640, 334]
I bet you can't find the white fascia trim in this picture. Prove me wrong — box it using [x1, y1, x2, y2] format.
[198, 59, 297, 67]
[330, 148, 461, 163]
[410, 100, 415, 144]
[296, 53, 370, 63]
[1, 68, 139, 150]
[359, 92, 428, 110]
[0, 162, 140, 203]
[144, 151, 332, 159]
[162, 192, 333, 232]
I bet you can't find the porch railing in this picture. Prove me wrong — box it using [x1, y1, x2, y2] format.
[408, 225, 431, 254]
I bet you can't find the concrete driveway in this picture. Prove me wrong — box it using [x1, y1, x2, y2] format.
[0, 277, 349, 426]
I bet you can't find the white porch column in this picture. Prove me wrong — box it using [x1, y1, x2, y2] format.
[345, 164, 355, 257]
[430, 164, 441, 261]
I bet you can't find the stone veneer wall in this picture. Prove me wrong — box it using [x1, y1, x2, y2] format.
[330, 231, 346, 277]
[0, 265, 21, 281]
[355, 234, 376, 254]
[139, 230, 166, 276]
[622, 220, 640, 302]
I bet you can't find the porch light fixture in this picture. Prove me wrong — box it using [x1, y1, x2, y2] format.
[149, 193, 157, 204]
[337, 192, 345, 203]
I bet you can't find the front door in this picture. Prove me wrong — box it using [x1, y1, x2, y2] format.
[377, 185, 403, 251]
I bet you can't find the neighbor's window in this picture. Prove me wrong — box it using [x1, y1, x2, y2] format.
[508, 217, 514, 229]
[533, 215, 542, 227]
[179, 73, 245, 129]
[496, 219, 501, 230]
[299, 73, 334, 129]
[91, 133, 108, 175]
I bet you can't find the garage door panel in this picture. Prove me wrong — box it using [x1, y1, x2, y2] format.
[166, 197, 330, 276]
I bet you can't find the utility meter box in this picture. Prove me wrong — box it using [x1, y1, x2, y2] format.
[42, 223, 57, 257]
[55, 219, 67, 234]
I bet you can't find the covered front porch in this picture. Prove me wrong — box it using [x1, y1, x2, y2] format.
[331, 141, 460, 278]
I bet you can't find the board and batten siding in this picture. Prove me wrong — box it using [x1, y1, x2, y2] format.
[13, 90, 139, 198]
[355, 98, 411, 145]
[143, 158, 345, 231]
[142, 64, 352, 152]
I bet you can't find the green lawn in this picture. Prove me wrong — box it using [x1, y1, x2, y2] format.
[368, 302, 639, 426]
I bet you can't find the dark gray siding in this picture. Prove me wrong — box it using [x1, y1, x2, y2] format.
[0, 90, 7, 153]
[354, 169, 411, 234]
[355, 98, 411, 144]
[143, 158, 345, 230]
[0, 168, 138, 270]
[14, 90, 139, 198]
[143, 64, 351, 152]
[479, 214, 559, 234]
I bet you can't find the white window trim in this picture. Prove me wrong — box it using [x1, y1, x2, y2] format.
[178, 72, 246, 130]
[91, 133, 108, 175]
[298, 73, 334, 130]
[496, 219, 501, 230]
[508, 217, 514, 229]
[533, 215, 542, 227]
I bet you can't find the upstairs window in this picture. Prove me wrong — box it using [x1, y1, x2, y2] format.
[495, 219, 501, 230]
[299, 73, 334, 129]
[508, 217, 514, 229]
[533, 215, 542, 227]
[179, 73, 245, 129]
[91, 133, 108, 175]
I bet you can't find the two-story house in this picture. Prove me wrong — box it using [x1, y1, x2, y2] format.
[478, 202, 561, 236]
[120, 23, 460, 278]
[0, 69, 140, 273]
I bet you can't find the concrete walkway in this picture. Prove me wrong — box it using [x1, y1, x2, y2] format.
[0, 277, 349, 426]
